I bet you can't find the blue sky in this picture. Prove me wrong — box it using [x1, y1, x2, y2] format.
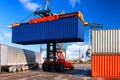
[0, 0, 120, 59]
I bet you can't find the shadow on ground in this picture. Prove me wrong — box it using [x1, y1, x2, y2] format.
[63, 69, 92, 77]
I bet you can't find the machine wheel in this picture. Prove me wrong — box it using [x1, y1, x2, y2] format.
[17, 65, 22, 72]
[54, 63, 59, 72]
[42, 63, 49, 71]
[55, 63, 64, 72]
[21, 65, 26, 71]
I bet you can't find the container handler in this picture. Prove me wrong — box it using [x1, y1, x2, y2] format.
[12, 0, 79, 72]
[42, 43, 74, 72]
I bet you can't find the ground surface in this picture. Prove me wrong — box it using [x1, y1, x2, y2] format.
[0, 64, 108, 80]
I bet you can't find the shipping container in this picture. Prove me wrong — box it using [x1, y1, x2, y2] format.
[12, 16, 84, 45]
[92, 29, 120, 54]
[0, 44, 41, 72]
[92, 54, 120, 77]
[92, 29, 120, 77]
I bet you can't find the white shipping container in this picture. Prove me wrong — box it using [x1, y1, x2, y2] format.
[92, 29, 120, 54]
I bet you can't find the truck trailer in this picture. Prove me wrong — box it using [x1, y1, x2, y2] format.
[0, 44, 41, 72]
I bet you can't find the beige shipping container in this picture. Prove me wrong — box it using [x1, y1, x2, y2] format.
[92, 29, 120, 54]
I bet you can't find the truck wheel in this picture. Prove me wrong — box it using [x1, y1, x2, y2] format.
[17, 65, 21, 72]
[42, 63, 48, 71]
[21, 65, 26, 71]
[33, 63, 38, 69]
[12, 66, 17, 73]
[9, 66, 13, 72]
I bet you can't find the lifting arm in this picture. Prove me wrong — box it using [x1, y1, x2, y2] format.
[84, 22, 103, 28]
[34, 0, 53, 17]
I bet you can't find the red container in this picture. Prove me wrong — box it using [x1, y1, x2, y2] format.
[92, 54, 120, 78]
[29, 15, 58, 24]
[29, 11, 84, 24]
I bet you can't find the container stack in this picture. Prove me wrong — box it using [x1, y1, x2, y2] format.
[92, 29, 120, 77]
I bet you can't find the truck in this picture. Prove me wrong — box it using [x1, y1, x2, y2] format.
[0, 44, 41, 72]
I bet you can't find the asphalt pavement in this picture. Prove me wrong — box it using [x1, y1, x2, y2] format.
[0, 64, 110, 80]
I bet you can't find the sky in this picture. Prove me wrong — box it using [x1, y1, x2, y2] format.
[0, 0, 120, 60]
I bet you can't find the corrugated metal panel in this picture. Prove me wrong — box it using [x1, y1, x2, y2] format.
[92, 29, 120, 54]
[12, 16, 84, 44]
[92, 54, 120, 77]
[119, 30, 120, 52]
[1, 45, 8, 65]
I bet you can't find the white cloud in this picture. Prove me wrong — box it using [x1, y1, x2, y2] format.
[69, 0, 80, 7]
[66, 42, 89, 60]
[19, 0, 41, 11]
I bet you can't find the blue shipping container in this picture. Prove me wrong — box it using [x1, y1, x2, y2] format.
[12, 16, 84, 44]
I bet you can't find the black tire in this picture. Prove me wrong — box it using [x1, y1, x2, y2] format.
[55, 63, 64, 72]
[42, 63, 49, 71]
[59, 63, 64, 72]
[54, 64, 59, 72]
